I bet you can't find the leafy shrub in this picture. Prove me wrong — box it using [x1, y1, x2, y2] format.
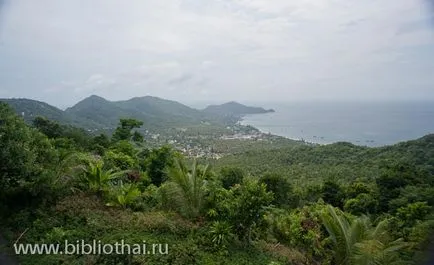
[396, 202, 432, 228]
[321, 180, 345, 208]
[265, 204, 329, 261]
[145, 146, 175, 186]
[208, 221, 234, 251]
[207, 179, 273, 243]
[346, 181, 373, 198]
[344, 193, 378, 215]
[220, 166, 245, 189]
[388, 185, 434, 212]
[135, 184, 160, 210]
[259, 173, 295, 208]
[0, 103, 58, 213]
[103, 150, 136, 170]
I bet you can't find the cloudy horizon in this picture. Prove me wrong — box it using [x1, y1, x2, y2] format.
[0, 0, 434, 108]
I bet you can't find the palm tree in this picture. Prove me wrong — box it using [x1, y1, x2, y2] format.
[78, 159, 125, 194]
[321, 205, 409, 265]
[165, 158, 209, 219]
[352, 220, 409, 265]
[106, 181, 141, 208]
[53, 152, 88, 184]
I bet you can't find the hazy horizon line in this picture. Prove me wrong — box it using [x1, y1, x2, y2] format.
[2, 94, 434, 111]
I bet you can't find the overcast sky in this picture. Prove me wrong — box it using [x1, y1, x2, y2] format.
[0, 0, 433, 108]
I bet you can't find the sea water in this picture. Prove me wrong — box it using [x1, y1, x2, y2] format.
[240, 101, 434, 147]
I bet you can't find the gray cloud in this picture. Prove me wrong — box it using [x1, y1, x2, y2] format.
[0, 0, 433, 107]
[167, 73, 194, 86]
[396, 18, 434, 35]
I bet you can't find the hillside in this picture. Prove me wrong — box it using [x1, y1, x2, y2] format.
[1, 96, 216, 131]
[1, 96, 276, 133]
[0, 98, 81, 126]
[64, 95, 137, 129]
[117, 96, 205, 119]
[64, 95, 214, 130]
[211, 134, 434, 185]
[203, 101, 275, 116]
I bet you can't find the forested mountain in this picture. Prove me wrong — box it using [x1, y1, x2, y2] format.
[1, 96, 272, 132]
[65, 95, 214, 129]
[116, 96, 206, 119]
[0, 98, 72, 124]
[64, 95, 141, 129]
[0, 96, 226, 131]
[203, 101, 275, 116]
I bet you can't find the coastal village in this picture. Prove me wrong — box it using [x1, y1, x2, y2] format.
[140, 123, 277, 159]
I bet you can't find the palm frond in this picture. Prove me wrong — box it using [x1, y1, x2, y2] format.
[165, 158, 208, 219]
[322, 205, 409, 265]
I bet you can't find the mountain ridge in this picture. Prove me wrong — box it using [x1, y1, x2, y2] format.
[203, 101, 275, 116]
[1, 95, 273, 132]
[0, 98, 81, 126]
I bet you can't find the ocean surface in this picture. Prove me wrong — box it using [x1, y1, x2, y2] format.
[240, 101, 434, 147]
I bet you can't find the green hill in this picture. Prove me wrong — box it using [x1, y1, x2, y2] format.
[0, 98, 77, 125]
[117, 96, 204, 118]
[114, 96, 210, 125]
[64, 95, 135, 129]
[2, 96, 249, 132]
[64, 95, 213, 130]
[211, 134, 434, 185]
[1, 96, 276, 133]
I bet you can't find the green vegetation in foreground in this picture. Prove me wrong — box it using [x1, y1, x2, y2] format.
[1, 101, 434, 265]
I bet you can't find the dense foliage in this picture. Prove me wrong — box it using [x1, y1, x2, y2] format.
[1, 101, 434, 265]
